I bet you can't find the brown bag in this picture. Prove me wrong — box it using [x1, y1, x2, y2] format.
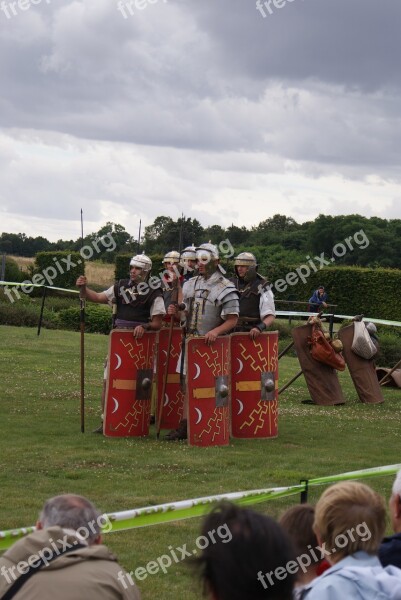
[308, 325, 346, 371]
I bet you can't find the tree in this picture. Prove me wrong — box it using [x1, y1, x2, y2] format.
[75, 222, 134, 263]
[143, 216, 203, 253]
[203, 225, 225, 244]
[226, 224, 250, 246]
[264, 214, 298, 231]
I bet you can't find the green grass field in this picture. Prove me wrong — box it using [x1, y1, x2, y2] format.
[0, 325, 400, 599]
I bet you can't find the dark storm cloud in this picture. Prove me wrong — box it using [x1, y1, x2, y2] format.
[1, 0, 400, 159]
[188, 0, 401, 91]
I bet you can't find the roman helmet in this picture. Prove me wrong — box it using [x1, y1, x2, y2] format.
[195, 243, 220, 277]
[180, 244, 198, 277]
[163, 250, 180, 265]
[234, 252, 258, 282]
[129, 253, 152, 281]
[196, 242, 219, 260]
[180, 245, 197, 264]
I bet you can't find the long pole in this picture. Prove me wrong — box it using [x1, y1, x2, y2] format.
[177, 216, 186, 387]
[137, 219, 142, 254]
[379, 358, 401, 387]
[80, 209, 85, 433]
[156, 293, 176, 440]
[0, 253, 5, 281]
[179, 213, 184, 250]
[37, 285, 47, 336]
[157, 217, 185, 439]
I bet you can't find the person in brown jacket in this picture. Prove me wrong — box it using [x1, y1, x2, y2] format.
[0, 494, 140, 600]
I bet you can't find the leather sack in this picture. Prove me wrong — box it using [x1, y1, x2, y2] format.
[351, 321, 378, 360]
[309, 326, 346, 371]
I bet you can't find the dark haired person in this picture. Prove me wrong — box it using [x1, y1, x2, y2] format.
[193, 501, 295, 600]
[308, 286, 328, 312]
[380, 468, 401, 569]
[279, 504, 327, 599]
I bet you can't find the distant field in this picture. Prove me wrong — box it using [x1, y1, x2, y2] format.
[1, 325, 400, 600]
[9, 255, 34, 272]
[85, 260, 114, 286]
[9, 255, 114, 286]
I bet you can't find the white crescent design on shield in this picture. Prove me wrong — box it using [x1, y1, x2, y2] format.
[236, 358, 243, 374]
[236, 398, 244, 415]
[112, 397, 119, 414]
[194, 363, 201, 380]
[164, 393, 169, 407]
[195, 407, 202, 424]
[114, 353, 122, 370]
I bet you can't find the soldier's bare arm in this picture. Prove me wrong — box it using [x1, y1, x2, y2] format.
[204, 314, 238, 345]
[76, 275, 109, 304]
[250, 314, 275, 339]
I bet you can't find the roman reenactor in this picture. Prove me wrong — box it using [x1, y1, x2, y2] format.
[164, 243, 239, 440]
[179, 244, 198, 282]
[76, 253, 165, 433]
[161, 250, 182, 319]
[230, 252, 275, 338]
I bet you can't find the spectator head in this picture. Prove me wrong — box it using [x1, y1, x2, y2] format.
[313, 481, 386, 563]
[279, 504, 321, 583]
[280, 504, 317, 556]
[37, 494, 103, 545]
[390, 469, 401, 533]
[194, 501, 295, 600]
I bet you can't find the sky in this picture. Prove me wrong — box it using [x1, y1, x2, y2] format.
[0, 0, 400, 242]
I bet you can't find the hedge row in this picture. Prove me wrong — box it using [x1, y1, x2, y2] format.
[5, 251, 401, 322]
[35, 251, 84, 290]
[262, 265, 400, 322]
[0, 301, 112, 335]
[116, 253, 401, 322]
[3, 257, 26, 283]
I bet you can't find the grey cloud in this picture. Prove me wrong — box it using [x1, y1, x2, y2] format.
[0, 0, 400, 170]
[0, 0, 400, 241]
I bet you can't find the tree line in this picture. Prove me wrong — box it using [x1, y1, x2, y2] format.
[1, 214, 401, 269]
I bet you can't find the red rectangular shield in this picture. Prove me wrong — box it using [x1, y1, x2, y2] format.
[186, 336, 230, 447]
[156, 326, 184, 430]
[104, 329, 157, 437]
[230, 332, 279, 439]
